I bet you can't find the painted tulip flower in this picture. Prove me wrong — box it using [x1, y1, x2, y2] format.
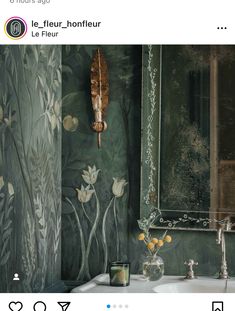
[82, 165, 100, 185]
[0, 106, 3, 122]
[0, 176, 4, 190]
[112, 177, 128, 198]
[76, 184, 95, 203]
[0, 176, 14, 196]
[8, 183, 14, 197]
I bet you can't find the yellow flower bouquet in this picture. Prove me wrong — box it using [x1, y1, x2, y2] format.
[138, 230, 172, 281]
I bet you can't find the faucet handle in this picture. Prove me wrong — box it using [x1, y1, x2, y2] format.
[184, 259, 198, 268]
[184, 259, 198, 279]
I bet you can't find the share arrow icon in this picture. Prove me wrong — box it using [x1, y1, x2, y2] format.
[57, 302, 71, 311]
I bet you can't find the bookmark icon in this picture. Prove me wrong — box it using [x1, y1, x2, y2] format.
[212, 301, 223, 311]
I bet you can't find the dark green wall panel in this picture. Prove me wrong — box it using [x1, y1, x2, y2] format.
[61, 45, 142, 281]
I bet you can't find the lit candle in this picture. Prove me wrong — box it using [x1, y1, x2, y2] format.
[109, 262, 130, 287]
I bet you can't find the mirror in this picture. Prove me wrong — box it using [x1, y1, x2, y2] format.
[141, 45, 235, 230]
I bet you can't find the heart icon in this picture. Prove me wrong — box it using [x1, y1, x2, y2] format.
[9, 301, 23, 311]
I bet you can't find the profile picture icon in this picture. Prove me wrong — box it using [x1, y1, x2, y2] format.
[13, 273, 20, 281]
[4, 17, 27, 40]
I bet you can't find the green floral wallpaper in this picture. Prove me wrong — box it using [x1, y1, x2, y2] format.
[61, 45, 142, 282]
[0, 46, 61, 292]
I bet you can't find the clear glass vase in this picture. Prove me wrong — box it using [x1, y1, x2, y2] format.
[143, 255, 164, 281]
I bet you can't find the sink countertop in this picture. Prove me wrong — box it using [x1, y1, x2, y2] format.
[71, 274, 235, 293]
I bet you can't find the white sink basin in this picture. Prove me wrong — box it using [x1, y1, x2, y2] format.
[72, 274, 235, 293]
[154, 278, 235, 293]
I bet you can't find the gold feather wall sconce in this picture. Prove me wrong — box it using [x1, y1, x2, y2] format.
[90, 48, 109, 148]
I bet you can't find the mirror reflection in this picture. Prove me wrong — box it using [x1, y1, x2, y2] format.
[141, 45, 235, 229]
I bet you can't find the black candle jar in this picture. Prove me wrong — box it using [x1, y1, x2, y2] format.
[109, 262, 130, 286]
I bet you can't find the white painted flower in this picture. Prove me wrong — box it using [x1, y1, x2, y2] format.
[0, 176, 4, 191]
[0, 106, 3, 122]
[4, 111, 14, 127]
[4, 118, 11, 127]
[112, 177, 128, 198]
[53, 101, 61, 117]
[49, 113, 57, 130]
[76, 184, 95, 203]
[47, 100, 61, 132]
[0, 176, 14, 196]
[8, 183, 14, 197]
[82, 165, 100, 185]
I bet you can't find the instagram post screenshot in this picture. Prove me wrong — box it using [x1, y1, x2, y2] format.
[1, 0, 235, 310]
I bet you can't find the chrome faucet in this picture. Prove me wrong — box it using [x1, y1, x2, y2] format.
[184, 259, 198, 279]
[216, 222, 230, 279]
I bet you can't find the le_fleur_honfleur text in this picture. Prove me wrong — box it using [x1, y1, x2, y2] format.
[31, 20, 101, 37]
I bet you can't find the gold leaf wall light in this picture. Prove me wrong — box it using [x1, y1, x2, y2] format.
[90, 48, 109, 148]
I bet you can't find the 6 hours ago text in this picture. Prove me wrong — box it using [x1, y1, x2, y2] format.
[10, 0, 50, 4]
